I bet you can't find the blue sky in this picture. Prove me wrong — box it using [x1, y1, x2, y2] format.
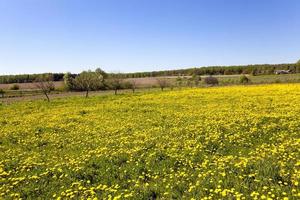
[0, 0, 299, 75]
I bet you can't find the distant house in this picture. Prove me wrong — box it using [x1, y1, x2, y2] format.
[274, 70, 291, 75]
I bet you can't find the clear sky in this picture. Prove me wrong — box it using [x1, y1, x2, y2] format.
[0, 0, 299, 75]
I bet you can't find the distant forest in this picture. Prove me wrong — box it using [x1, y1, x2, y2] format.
[1, 63, 299, 84]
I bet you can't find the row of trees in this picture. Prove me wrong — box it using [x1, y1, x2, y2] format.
[0, 73, 67, 84]
[155, 76, 220, 91]
[1, 61, 299, 84]
[0, 74, 56, 101]
[114, 62, 300, 78]
[16, 69, 221, 102]
[1, 70, 255, 102]
[63, 68, 137, 97]
[0, 69, 138, 101]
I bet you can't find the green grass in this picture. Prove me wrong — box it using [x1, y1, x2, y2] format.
[0, 84, 300, 199]
[217, 73, 300, 85]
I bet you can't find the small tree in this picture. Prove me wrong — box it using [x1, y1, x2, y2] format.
[157, 78, 168, 91]
[204, 76, 219, 86]
[63, 72, 74, 90]
[193, 75, 201, 87]
[109, 78, 123, 95]
[124, 80, 137, 93]
[240, 75, 250, 84]
[35, 74, 55, 102]
[95, 68, 108, 79]
[10, 84, 20, 90]
[251, 69, 258, 76]
[74, 70, 103, 98]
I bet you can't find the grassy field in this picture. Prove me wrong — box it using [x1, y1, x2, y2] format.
[0, 81, 65, 90]
[1, 84, 300, 199]
[217, 73, 300, 85]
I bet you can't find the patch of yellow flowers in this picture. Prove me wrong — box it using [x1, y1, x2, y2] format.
[0, 84, 300, 199]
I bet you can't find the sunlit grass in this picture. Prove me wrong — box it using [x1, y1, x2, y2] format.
[0, 84, 300, 199]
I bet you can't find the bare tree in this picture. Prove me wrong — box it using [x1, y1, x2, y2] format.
[123, 80, 137, 93]
[157, 78, 168, 91]
[128, 80, 137, 93]
[35, 74, 55, 102]
[74, 70, 103, 98]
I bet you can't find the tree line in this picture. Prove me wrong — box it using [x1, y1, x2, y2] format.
[0, 73, 71, 84]
[0, 69, 130, 101]
[113, 62, 300, 78]
[0, 68, 223, 101]
[1, 65, 293, 102]
[1, 61, 300, 84]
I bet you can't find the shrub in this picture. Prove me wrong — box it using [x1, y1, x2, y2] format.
[224, 70, 232, 75]
[10, 84, 20, 90]
[176, 77, 183, 87]
[242, 69, 251, 74]
[240, 75, 250, 84]
[204, 77, 219, 86]
[251, 69, 258, 76]
[0, 89, 5, 98]
[192, 75, 201, 87]
[186, 78, 193, 88]
[56, 86, 67, 92]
